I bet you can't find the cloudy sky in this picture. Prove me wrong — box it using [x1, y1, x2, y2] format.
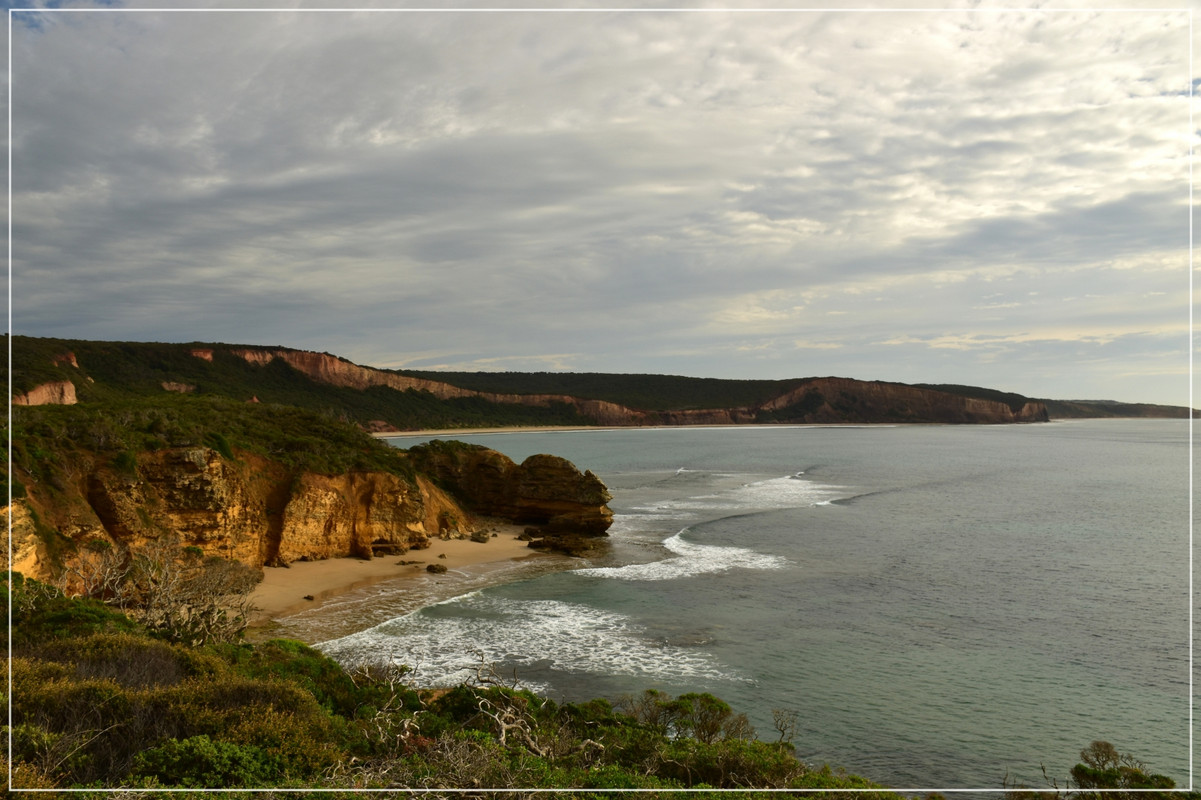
[6, 1, 1195, 405]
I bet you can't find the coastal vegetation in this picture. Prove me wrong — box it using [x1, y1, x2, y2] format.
[6, 572, 893, 794]
[9, 572, 1183, 796]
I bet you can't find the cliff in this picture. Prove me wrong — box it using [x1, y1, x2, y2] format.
[757, 378, 1050, 424]
[7, 439, 612, 587]
[228, 348, 1049, 426]
[229, 347, 636, 424]
[408, 440, 613, 536]
[13, 380, 77, 406]
[8, 336, 1073, 425]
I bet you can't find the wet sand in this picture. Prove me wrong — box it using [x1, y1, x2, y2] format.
[247, 526, 538, 625]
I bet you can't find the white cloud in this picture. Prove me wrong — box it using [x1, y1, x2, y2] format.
[8, 4, 1193, 405]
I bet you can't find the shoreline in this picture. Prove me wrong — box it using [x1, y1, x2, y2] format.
[246, 525, 545, 633]
[371, 425, 608, 438]
[370, 422, 923, 439]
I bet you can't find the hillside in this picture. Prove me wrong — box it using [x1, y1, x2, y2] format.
[8, 336, 1061, 427]
[1039, 398, 1196, 419]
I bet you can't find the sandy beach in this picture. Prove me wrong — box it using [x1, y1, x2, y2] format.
[247, 525, 541, 625]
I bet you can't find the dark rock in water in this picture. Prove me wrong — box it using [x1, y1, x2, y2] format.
[426, 563, 448, 574]
[527, 533, 607, 558]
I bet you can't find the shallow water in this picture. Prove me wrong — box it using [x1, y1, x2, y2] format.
[301, 420, 1192, 789]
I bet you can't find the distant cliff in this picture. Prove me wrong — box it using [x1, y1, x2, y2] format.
[227, 349, 1049, 425]
[1040, 398, 1197, 419]
[24, 335, 1175, 428]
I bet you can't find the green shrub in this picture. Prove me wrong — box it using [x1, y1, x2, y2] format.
[112, 450, 139, 476]
[225, 708, 342, 779]
[133, 735, 280, 788]
[10, 575, 144, 646]
[224, 638, 405, 720]
[30, 632, 224, 689]
[203, 431, 234, 460]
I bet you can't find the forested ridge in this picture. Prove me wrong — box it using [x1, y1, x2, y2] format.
[10, 335, 1193, 427]
[395, 369, 813, 411]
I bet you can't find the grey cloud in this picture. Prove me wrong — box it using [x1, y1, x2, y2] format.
[8, 7, 1192, 405]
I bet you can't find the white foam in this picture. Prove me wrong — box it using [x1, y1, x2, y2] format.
[574, 530, 790, 581]
[317, 594, 743, 687]
[640, 474, 846, 520]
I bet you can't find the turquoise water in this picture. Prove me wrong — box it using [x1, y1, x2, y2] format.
[312, 420, 1192, 789]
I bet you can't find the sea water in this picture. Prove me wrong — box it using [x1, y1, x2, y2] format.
[306, 420, 1191, 789]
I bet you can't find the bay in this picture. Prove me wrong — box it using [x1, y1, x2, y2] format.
[311, 420, 1191, 789]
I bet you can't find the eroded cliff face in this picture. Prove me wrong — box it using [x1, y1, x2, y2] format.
[8, 441, 613, 584]
[230, 347, 641, 424]
[225, 347, 1048, 426]
[13, 381, 78, 406]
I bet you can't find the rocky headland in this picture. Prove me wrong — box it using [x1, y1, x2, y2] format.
[8, 435, 612, 590]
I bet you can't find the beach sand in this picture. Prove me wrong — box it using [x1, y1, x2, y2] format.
[247, 525, 539, 625]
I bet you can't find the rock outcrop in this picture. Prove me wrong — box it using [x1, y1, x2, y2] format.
[408, 441, 613, 536]
[8, 440, 613, 585]
[13, 381, 77, 406]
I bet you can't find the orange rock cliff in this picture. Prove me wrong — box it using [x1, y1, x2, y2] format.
[8, 442, 613, 585]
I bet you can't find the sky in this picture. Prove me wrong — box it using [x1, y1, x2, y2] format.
[5, 1, 1196, 406]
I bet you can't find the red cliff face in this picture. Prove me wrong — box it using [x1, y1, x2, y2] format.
[227, 347, 1047, 427]
[231, 347, 649, 424]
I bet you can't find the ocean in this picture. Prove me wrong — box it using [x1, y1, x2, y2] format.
[284, 420, 1191, 790]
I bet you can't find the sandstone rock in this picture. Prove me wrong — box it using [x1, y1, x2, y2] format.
[5, 501, 43, 576]
[13, 446, 480, 582]
[13, 381, 77, 406]
[408, 441, 613, 537]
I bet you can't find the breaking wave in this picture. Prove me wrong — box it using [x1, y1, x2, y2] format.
[316, 594, 743, 687]
[574, 530, 789, 581]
